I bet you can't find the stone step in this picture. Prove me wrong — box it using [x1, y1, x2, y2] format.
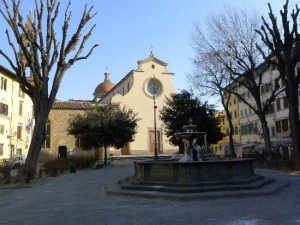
[105, 180, 290, 201]
[119, 176, 275, 193]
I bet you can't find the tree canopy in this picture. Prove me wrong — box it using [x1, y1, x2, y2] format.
[189, 5, 283, 155]
[159, 91, 223, 151]
[68, 103, 140, 160]
[0, 0, 98, 168]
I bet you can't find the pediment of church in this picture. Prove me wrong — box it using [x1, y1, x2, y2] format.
[137, 53, 168, 67]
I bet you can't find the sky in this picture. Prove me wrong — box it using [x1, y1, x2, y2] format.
[0, 0, 294, 105]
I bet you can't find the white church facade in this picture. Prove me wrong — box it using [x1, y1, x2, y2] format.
[94, 53, 178, 156]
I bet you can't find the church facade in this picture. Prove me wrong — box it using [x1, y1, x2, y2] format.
[39, 53, 178, 159]
[94, 53, 178, 156]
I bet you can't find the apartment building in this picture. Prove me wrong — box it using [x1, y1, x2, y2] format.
[0, 65, 33, 160]
[221, 65, 291, 146]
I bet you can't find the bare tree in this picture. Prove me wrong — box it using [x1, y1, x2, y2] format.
[0, 0, 98, 170]
[190, 6, 282, 155]
[188, 52, 236, 156]
[256, 0, 300, 169]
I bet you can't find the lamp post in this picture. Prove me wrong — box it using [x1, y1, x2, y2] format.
[153, 95, 158, 160]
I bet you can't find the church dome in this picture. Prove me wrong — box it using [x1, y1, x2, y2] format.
[93, 67, 115, 100]
[94, 81, 115, 94]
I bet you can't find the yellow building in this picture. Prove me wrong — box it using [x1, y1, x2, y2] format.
[0, 65, 33, 160]
[223, 93, 241, 143]
[95, 52, 178, 155]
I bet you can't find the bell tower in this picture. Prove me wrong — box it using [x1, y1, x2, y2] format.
[19, 11, 34, 84]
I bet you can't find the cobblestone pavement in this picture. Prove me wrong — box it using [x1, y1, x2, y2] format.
[0, 159, 300, 225]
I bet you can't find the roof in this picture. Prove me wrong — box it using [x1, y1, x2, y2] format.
[52, 100, 94, 109]
[0, 65, 16, 80]
[94, 81, 115, 95]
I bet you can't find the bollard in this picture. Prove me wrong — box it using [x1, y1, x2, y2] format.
[70, 163, 76, 173]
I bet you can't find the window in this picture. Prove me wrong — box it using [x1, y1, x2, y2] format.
[0, 77, 7, 91]
[0, 143, 3, 156]
[265, 83, 272, 92]
[0, 103, 8, 116]
[276, 99, 281, 111]
[240, 122, 258, 135]
[17, 125, 22, 139]
[234, 126, 238, 134]
[282, 119, 289, 132]
[240, 110, 243, 118]
[271, 126, 276, 137]
[122, 86, 125, 95]
[244, 108, 248, 117]
[0, 124, 4, 134]
[234, 110, 237, 118]
[19, 101, 23, 116]
[43, 121, 51, 148]
[276, 121, 282, 133]
[276, 119, 289, 133]
[127, 82, 130, 92]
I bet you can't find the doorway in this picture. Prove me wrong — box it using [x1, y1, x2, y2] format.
[58, 146, 67, 158]
[149, 130, 161, 154]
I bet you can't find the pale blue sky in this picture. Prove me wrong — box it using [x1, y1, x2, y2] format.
[0, 0, 293, 104]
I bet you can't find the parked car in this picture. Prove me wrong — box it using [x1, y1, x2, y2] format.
[13, 155, 26, 168]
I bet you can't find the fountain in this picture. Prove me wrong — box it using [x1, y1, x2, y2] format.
[105, 123, 286, 200]
[174, 123, 207, 162]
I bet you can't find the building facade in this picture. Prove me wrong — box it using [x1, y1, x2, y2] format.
[220, 64, 293, 147]
[95, 53, 178, 155]
[40, 100, 94, 160]
[0, 65, 33, 160]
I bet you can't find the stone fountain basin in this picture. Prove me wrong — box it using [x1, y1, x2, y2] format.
[133, 158, 255, 183]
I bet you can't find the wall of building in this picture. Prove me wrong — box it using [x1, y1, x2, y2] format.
[40, 101, 95, 161]
[222, 66, 295, 146]
[0, 66, 33, 160]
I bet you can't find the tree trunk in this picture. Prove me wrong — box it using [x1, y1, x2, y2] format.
[286, 81, 300, 169]
[104, 145, 108, 165]
[259, 114, 272, 154]
[25, 83, 50, 170]
[224, 107, 236, 157]
[25, 106, 49, 168]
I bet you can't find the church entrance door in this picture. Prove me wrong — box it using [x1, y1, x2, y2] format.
[149, 130, 161, 154]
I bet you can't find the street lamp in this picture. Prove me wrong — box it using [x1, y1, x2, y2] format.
[153, 94, 158, 160]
